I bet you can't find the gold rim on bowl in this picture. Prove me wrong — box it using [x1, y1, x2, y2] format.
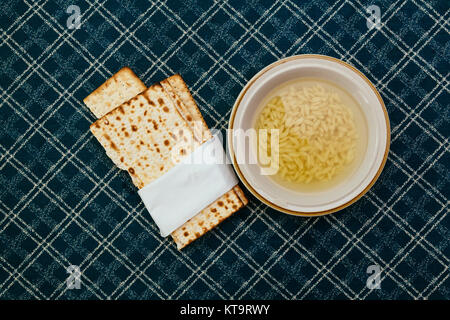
[228, 54, 391, 217]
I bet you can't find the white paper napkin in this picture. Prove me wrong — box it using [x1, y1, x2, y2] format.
[138, 135, 238, 237]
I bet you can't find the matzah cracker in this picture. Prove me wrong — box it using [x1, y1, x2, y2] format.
[171, 190, 245, 248]
[163, 75, 248, 207]
[162, 75, 211, 143]
[84, 67, 146, 118]
[90, 83, 198, 189]
[162, 75, 248, 249]
[89, 74, 247, 249]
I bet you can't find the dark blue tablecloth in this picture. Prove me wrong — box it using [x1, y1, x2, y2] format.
[0, 0, 449, 299]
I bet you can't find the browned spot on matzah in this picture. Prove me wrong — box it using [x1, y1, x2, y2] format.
[143, 93, 155, 107]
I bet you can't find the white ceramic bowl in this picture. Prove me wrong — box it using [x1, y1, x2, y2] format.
[227, 54, 390, 216]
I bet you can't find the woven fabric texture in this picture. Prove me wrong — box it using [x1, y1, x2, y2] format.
[0, 0, 449, 299]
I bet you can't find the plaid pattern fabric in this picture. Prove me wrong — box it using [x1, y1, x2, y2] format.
[0, 0, 449, 300]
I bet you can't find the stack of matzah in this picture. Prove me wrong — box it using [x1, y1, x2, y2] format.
[84, 67, 247, 249]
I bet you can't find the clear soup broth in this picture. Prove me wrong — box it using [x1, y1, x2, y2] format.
[254, 78, 368, 193]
